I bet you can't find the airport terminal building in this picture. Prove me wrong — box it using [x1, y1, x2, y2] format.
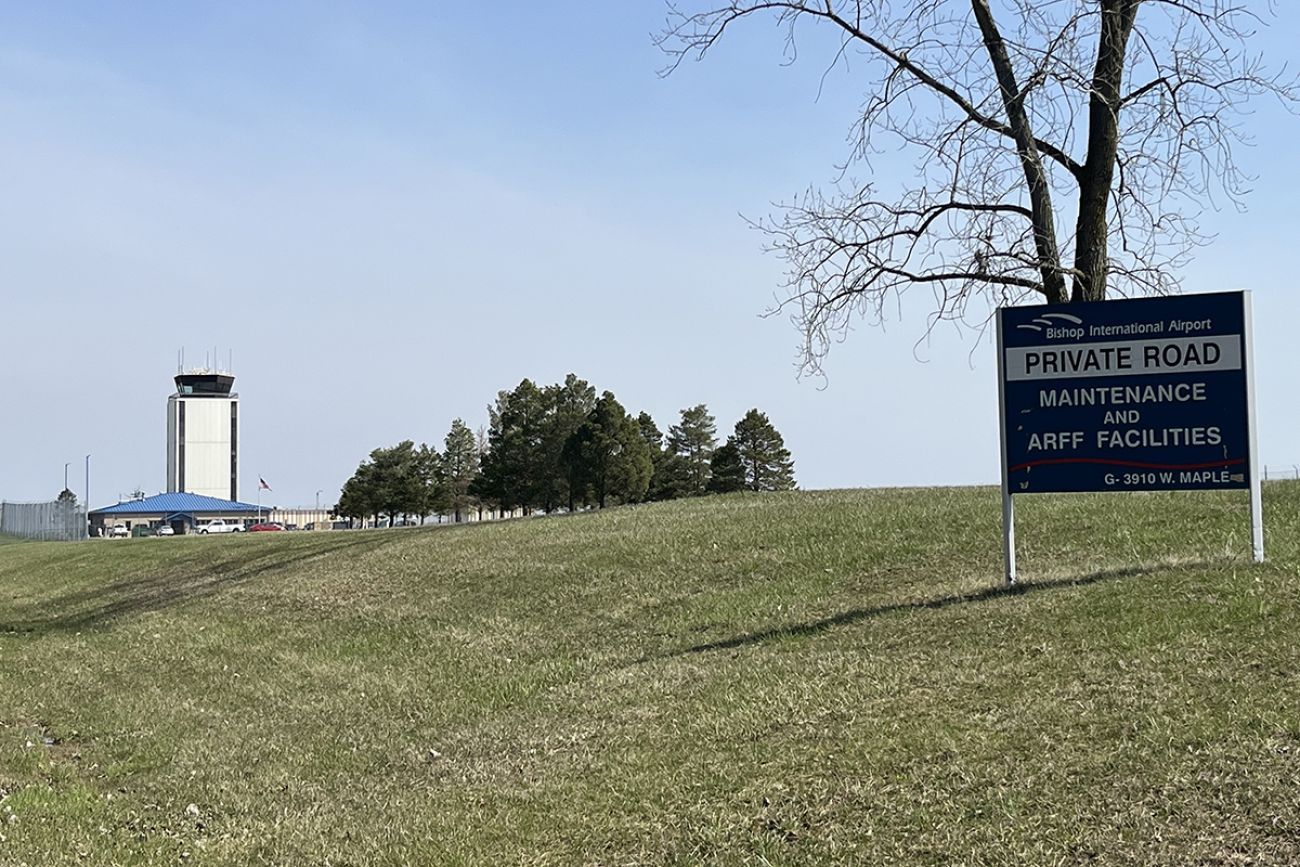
[88, 491, 262, 536]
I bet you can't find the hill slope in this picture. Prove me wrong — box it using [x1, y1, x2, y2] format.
[2, 486, 1298, 865]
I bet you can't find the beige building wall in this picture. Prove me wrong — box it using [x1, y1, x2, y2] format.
[269, 508, 334, 528]
[166, 395, 239, 500]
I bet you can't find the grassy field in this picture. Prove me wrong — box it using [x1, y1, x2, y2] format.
[1, 485, 1298, 865]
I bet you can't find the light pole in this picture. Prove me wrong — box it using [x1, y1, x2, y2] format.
[84, 454, 91, 538]
[316, 490, 322, 511]
[64, 462, 70, 492]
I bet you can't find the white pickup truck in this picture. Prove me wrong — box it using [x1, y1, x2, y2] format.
[198, 519, 245, 534]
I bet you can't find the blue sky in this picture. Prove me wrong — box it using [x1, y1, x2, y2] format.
[3, 2, 1298, 508]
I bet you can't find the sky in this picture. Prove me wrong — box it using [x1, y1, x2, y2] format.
[2, 2, 1298, 509]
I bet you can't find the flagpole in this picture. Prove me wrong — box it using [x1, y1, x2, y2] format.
[255, 477, 271, 524]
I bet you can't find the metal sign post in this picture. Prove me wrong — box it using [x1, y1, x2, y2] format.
[996, 313, 1016, 584]
[996, 290, 1262, 582]
[1244, 292, 1264, 562]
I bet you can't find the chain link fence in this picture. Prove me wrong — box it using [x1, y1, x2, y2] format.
[0, 499, 87, 541]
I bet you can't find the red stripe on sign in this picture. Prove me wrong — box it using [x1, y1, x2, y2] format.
[1009, 457, 1246, 473]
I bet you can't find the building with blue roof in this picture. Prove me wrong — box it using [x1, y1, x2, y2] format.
[89, 491, 263, 536]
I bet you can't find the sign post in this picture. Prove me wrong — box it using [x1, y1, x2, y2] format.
[996, 312, 1017, 584]
[997, 291, 1261, 583]
[1244, 293, 1264, 562]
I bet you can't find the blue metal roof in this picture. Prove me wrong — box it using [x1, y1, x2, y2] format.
[91, 492, 262, 516]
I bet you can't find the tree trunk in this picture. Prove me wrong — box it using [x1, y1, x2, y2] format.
[1071, 0, 1140, 303]
[970, 0, 1069, 304]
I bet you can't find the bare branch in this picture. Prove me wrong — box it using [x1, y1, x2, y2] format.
[659, 1, 1084, 175]
[658, 0, 1297, 375]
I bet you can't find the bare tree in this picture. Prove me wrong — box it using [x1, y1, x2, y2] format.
[659, 1, 1294, 374]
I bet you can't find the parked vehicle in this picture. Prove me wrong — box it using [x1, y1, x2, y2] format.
[198, 519, 244, 534]
[155, 525, 175, 536]
[110, 524, 129, 538]
[248, 522, 285, 532]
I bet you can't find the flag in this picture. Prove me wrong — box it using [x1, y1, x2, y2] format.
[259, 477, 272, 491]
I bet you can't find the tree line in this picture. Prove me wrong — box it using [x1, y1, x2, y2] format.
[334, 374, 795, 525]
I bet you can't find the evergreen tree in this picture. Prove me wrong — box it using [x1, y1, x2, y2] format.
[474, 425, 491, 519]
[637, 411, 666, 499]
[369, 440, 426, 523]
[442, 418, 479, 523]
[667, 403, 717, 495]
[731, 409, 796, 491]
[670, 405, 722, 493]
[477, 379, 547, 513]
[639, 411, 689, 501]
[336, 463, 377, 525]
[636, 411, 663, 452]
[706, 440, 746, 494]
[336, 441, 432, 526]
[563, 392, 652, 508]
[653, 453, 693, 500]
[541, 374, 597, 512]
[415, 443, 449, 523]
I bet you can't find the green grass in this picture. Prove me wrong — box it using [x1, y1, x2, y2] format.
[2, 485, 1298, 865]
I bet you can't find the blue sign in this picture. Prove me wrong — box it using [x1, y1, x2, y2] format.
[998, 291, 1254, 494]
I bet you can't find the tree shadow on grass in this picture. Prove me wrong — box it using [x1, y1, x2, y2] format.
[663, 560, 1222, 659]
[0, 533, 397, 635]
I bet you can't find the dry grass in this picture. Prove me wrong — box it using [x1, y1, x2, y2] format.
[1, 485, 1298, 865]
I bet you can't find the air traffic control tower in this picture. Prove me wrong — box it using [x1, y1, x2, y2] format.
[166, 367, 239, 501]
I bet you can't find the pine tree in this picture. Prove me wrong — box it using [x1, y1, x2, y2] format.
[637, 411, 686, 501]
[563, 392, 652, 508]
[637, 411, 663, 452]
[542, 374, 597, 512]
[731, 409, 796, 491]
[667, 404, 717, 495]
[336, 463, 377, 526]
[442, 419, 479, 523]
[370, 440, 426, 523]
[477, 379, 547, 513]
[415, 443, 449, 523]
[338, 440, 430, 526]
[706, 440, 746, 494]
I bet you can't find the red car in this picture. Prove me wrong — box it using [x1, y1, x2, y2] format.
[247, 522, 286, 532]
